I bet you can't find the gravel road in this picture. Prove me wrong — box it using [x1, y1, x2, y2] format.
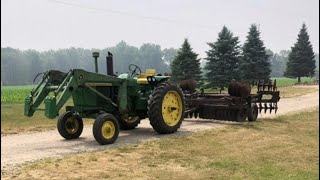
[1, 86, 318, 171]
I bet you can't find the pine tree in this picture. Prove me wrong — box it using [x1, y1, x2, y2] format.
[204, 26, 241, 90]
[170, 39, 202, 82]
[284, 23, 316, 83]
[240, 24, 271, 83]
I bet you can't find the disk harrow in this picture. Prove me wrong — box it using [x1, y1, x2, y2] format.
[183, 80, 280, 122]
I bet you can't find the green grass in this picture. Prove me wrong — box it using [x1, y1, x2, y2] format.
[272, 77, 316, 87]
[4, 108, 318, 179]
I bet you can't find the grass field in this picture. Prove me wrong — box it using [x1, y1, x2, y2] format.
[4, 108, 318, 179]
[272, 77, 317, 87]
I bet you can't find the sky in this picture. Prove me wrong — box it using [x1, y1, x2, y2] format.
[1, 0, 319, 58]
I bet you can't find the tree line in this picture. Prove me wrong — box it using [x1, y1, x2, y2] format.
[1, 41, 177, 85]
[1, 23, 318, 86]
[171, 23, 318, 90]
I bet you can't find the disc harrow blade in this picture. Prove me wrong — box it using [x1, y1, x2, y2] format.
[258, 103, 263, 113]
[257, 79, 278, 92]
[264, 103, 268, 113]
[269, 103, 273, 114]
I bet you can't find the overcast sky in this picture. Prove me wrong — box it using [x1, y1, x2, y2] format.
[1, 0, 319, 58]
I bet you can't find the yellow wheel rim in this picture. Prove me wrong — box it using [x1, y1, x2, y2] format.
[65, 117, 79, 134]
[101, 121, 116, 139]
[162, 90, 183, 126]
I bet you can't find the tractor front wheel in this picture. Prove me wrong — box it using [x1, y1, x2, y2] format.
[148, 81, 185, 134]
[93, 113, 120, 145]
[57, 111, 83, 139]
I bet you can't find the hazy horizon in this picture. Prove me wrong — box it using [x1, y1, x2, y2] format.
[2, 0, 319, 58]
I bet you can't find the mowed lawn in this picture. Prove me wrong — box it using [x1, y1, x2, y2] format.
[3, 108, 319, 180]
[271, 77, 317, 87]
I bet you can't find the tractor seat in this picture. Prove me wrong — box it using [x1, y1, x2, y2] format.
[137, 69, 156, 84]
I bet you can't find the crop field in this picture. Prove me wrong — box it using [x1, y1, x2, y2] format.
[1, 86, 33, 103]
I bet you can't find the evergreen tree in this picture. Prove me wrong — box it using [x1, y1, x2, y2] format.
[204, 26, 241, 90]
[240, 24, 271, 83]
[284, 23, 316, 82]
[170, 39, 202, 82]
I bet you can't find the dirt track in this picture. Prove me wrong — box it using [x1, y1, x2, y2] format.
[1, 86, 319, 172]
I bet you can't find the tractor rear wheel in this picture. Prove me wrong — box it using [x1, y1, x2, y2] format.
[118, 115, 141, 130]
[93, 113, 119, 145]
[247, 103, 258, 121]
[57, 111, 83, 139]
[148, 81, 185, 134]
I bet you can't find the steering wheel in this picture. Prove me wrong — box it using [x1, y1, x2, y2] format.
[128, 64, 142, 77]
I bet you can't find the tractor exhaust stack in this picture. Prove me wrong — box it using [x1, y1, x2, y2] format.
[92, 52, 99, 73]
[107, 52, 114, 75]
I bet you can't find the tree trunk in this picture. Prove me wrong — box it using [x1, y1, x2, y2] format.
[298, 76, 301, 83]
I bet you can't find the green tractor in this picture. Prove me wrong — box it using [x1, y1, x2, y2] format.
[24, 52, 185, 145]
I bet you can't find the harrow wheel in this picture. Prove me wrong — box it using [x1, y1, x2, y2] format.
[235, 109, 247, 122]
[93, 113, 119, 145]
[57, 111, 83, 140]
[118, 114, 141, 130]
[148, 81, 185, 134]
[247, 103, 258, 122]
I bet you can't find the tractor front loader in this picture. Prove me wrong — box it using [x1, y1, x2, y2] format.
[25, 52, 185, 145]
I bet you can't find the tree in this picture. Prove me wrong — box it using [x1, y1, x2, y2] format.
[1, 42, 178, 85]
[162, 48, 178, 73]
[315, 53, 319, 78]
[269, 49, 289, 77]
[240, 24, 271, 83]
[204, 26, 241, 90]
[284, 23, 316, 82]
[139, 43, 166, 73]
[170, 39, 202, 82]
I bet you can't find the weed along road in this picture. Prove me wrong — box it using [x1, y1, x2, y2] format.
[1, 86, 319, 172]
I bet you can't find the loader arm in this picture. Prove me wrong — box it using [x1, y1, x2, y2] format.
[24, 70, 77, 118]
[25, 69, 125, 119]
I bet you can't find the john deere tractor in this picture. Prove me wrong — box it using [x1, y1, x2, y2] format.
[25, 52, 281, 145]
[24, 52, 185, 145]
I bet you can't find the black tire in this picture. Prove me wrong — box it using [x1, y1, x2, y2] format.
[93, 113, 120, 145]
[57, 111, 83, 139]
[248, 103, 258, 122]
[235, 109, 247, 122]
[118, 115, 141, 130]
[148, 81, 185, 134]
